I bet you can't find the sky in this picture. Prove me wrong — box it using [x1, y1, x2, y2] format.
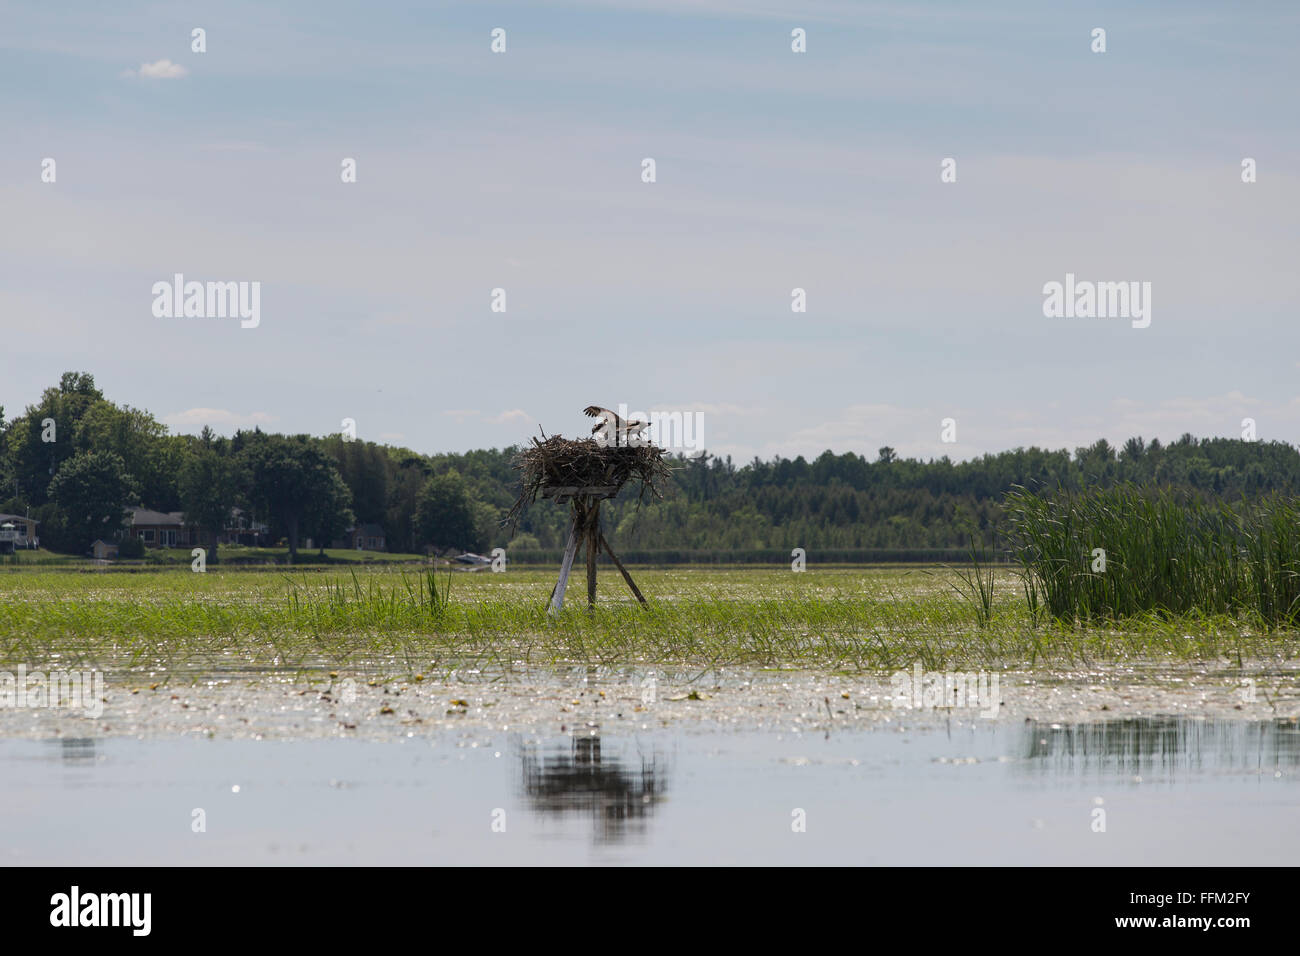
[2, 0, 1297, 464]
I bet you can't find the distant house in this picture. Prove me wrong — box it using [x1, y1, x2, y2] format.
[333, 523, 386, 551]
[218, 507, 269, 547]
[0, 514, 39, 552]
[90, 539, 120, 560]
[128, 508, 196, 548]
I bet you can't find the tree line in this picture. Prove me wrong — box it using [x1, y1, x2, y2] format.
[0, 373, 486, 562]
[2, 372, 1297, 561]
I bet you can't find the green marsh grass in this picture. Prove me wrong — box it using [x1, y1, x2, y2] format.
[1006, 485, 1300, 625]
[940, 537, 998, 629]
[0, 565, 1294, 679]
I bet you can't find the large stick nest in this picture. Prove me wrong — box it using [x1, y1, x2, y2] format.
[506, 435, 671, 531]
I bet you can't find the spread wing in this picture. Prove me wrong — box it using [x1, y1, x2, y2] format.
[583, 405, 622, 434]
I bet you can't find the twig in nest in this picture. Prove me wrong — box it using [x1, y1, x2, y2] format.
[504, 436, 671, 532]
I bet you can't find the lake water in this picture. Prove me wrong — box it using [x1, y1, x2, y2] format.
[3, 717, 1296, 865]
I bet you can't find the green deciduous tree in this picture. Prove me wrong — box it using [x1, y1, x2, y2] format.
[238, 434, 350, 563]
[415, 470, 481, 552]
[305, 469, 354, 556]
[5, 374, 104, 507]
[75, 402, 182, 510]
[179, 435, 238, 565]
[47, 451, 139, 552]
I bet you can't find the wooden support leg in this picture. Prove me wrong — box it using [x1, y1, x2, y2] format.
[599, 531, 647, 605]
[585, 500, 598, 606]
[548, 512, 581, 616]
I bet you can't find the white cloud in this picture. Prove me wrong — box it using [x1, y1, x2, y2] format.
[131, 59, 189, 79]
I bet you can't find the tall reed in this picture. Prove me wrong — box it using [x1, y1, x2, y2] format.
[1004, 484, 1300, 625]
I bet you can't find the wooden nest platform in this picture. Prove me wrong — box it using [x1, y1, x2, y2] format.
[508, 436, 670, 517]
[506, 435, 671, 613]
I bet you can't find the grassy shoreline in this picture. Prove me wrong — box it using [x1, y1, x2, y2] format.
[1, 565, 1294, 675]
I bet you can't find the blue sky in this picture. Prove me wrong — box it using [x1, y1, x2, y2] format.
[2, 0, 1297, 462]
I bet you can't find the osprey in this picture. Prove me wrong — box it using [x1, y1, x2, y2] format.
[584, 405, 648, 446]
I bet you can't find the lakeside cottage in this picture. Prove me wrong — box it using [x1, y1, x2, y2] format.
[217, 507, 269, 547]
[333, 523, 386, 551]
[0, 514, 40, 552]
[127, 506, 274, 550]
[128, 508, 195, 548]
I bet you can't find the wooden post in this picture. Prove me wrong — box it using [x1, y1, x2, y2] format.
[599, 531, 647, 605]
[584, 499, 598, 607]
[548, 512, 581, 616]
[542, 485, 639, 613]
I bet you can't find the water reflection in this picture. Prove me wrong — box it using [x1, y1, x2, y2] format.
[1020, 717, 1300, 776]
[49, 738, 96, 763]
[517, 734, 668, 844]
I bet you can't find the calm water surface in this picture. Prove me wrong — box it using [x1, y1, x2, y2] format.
[3, 718, 1296, 865]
